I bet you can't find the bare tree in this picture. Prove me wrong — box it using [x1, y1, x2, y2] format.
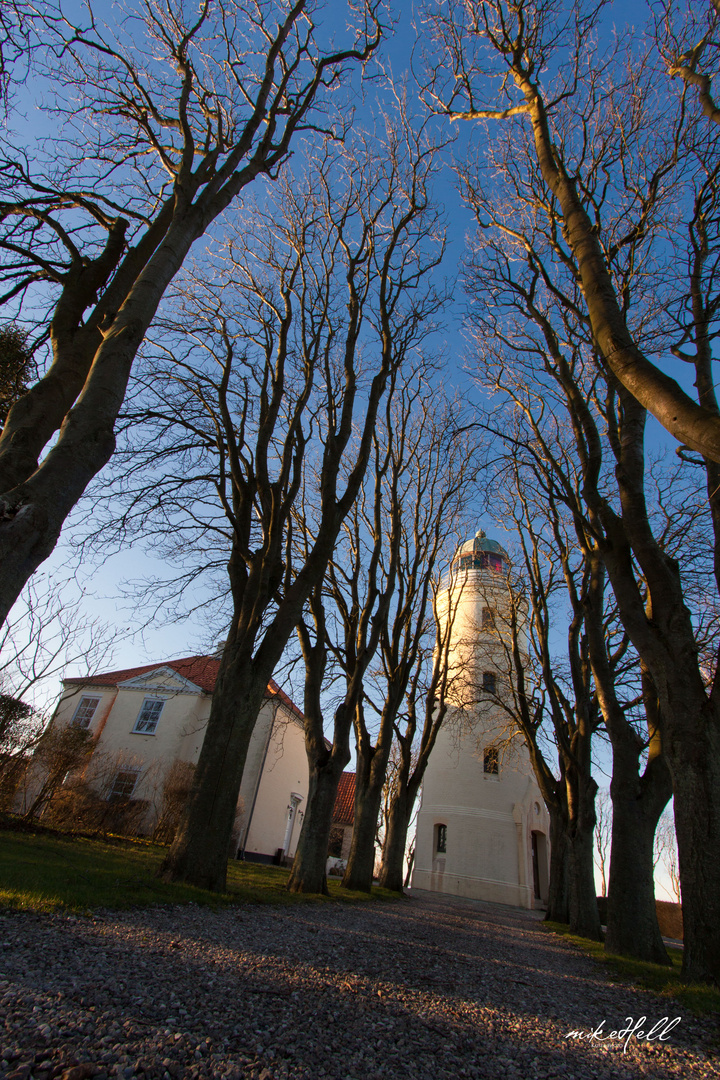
[662, 0, 720, 126]
[467, 241, 678, 960]
[152, 760, 196, 844]
[0, 575, 118, 803]
[421, 0, 720, 461]
[594, 789, 611, 899]
[654, 811, 681, 905]
[340, 392, 476, 893]
[288, 374, 472, 895]
[91, 117, 445, 892]
[375, 556, 462, 893]
[0, 576, 118, 708]
[473, 260, 700, 966]
[0, 0, 382, 625]
[426, 0, 720, 979]
[474, 482, 603, 938]
[22, 723, 94, 822]
[287, 413, 406, 895]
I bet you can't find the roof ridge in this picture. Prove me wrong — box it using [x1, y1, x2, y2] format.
[63, 654, 304, 718]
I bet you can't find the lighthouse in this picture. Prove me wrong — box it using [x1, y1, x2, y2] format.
[411, 531, 550, 909]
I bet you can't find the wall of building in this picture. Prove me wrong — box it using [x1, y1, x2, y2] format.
[437, 566, 525, 709]
[412, 710, 549, 909]
[241, 709, 309, 863]
[47, 673, 308, 855]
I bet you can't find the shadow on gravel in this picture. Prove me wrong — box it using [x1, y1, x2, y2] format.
[0, 894, 712, 1080]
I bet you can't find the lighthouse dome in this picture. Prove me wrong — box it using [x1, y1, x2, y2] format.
[453, 530, 510, 574]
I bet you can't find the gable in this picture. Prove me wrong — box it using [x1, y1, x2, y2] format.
[66, 655, 304, 715]
[116, 666, 205, 695]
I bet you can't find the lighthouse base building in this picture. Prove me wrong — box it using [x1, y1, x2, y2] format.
[412, 718, 550, 909]
[411, 532, 550, 910]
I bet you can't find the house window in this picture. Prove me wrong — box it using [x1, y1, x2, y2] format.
[132, 698, 165, 734]
[72, 696, 100, 729]
[484, 747, 499, 775]
[483, 671, 496, 694]
[481, 606, 494, 630]
[108, 768, 140, 803]
[435, 823, 447, 853]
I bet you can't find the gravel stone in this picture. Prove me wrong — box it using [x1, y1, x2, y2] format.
[0, 891, 716, 1078]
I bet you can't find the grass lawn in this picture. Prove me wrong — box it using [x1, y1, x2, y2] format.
[542, 921, 720, 1017]
[0, 825, 400, 913]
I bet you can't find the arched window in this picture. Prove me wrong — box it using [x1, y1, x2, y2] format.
[483, 671, 496, 694]
[435, 823, 447, 853]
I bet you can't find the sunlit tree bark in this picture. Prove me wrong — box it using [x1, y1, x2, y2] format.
[662, 0, 720, 126]
[422, 0, 720, 460]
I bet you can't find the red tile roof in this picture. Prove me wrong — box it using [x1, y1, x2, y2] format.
[332, 771, 356, 825]
[65, 655, 304, 720]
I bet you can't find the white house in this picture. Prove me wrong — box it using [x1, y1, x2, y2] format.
[412, 532, 551, 909]
[52, 654, 310, 863]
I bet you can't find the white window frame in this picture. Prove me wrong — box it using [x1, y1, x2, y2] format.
[131, 697, 166, 735]
[108, 767, 141, 803]
[71, 695, 101, 729]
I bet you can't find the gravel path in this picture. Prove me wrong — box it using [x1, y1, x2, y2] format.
[0, 889, 717, 1080]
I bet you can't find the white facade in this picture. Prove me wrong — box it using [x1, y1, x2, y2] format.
[49, 656, 309, 863]
[413, 533, 550, 909]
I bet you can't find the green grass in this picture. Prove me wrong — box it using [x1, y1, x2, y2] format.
[0, 826, 400, 914]
[542, 921, 720, 1017]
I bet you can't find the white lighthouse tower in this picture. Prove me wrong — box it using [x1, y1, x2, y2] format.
[412, 531, 550, 909]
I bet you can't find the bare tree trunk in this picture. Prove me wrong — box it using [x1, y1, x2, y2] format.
[584, 556, 672, 962]
[546, 806, 569, 924]
[159, 650, 267, 892]
[669, 708, 720, 983]
[342, 791, 382, 892]
[403, 842, 415, 888]
[342, 738, 390, 892]
[595, 390, 720, 981]
[377, 788, 413, 892]
[287, 746, 349, 895]
[567, 774, 602, 940]
[606, 748, 671, 964]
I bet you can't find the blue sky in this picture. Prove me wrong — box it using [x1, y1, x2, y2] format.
[10, 0, 689, 694]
